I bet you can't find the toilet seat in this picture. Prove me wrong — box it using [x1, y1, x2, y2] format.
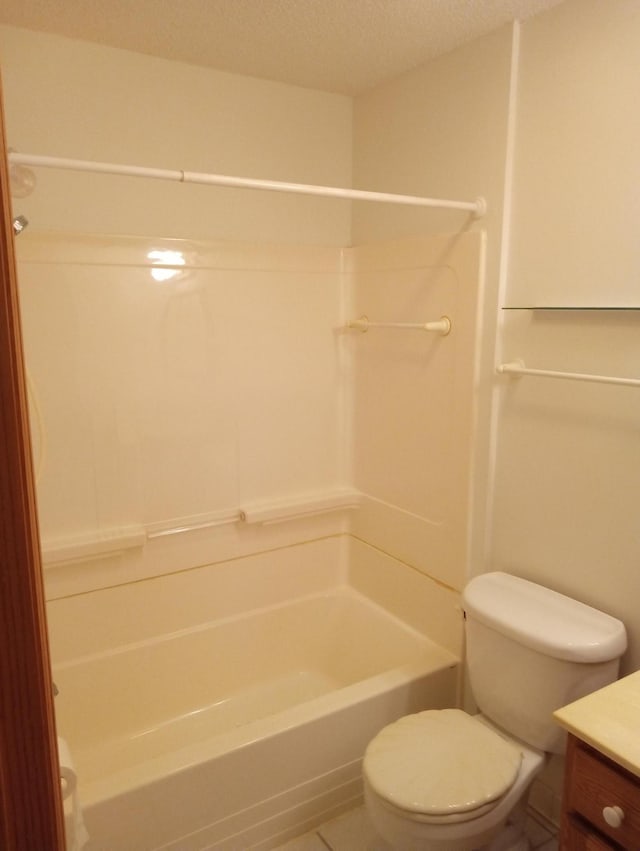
[363, 709, 523, 825]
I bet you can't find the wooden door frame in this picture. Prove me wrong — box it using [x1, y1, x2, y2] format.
[0, 77, 65, 849]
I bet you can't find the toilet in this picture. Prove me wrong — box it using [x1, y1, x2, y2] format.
[363, 572, 627, 851]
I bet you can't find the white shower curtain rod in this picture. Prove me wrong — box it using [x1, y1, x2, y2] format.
[8, 152, 487, 216]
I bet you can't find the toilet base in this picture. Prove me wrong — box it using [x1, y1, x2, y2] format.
[485, 821, 530, 851]
[368, 804, 530, 851]
[365, 785, 512, 851]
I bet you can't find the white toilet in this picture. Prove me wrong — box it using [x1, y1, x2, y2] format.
[363, 572, 627, 851]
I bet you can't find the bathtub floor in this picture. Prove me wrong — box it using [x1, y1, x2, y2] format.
[276, 805, 559, 851]
[76, 668, 339, 781]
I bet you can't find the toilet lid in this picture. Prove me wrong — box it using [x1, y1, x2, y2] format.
[363, 709, 522, 817]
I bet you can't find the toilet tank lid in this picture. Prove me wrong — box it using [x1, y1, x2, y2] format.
[463, 573, 627, 663]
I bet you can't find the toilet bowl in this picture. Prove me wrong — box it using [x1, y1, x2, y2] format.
[362, 572, 627, 851]
[363, 710, 545, 851]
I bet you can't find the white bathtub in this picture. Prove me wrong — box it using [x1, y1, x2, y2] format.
[53, 585, 458, 850]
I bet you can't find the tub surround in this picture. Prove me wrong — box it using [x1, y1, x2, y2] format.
[16, 231, 348, 600]
[349, 231, 484, 593]
[47, 537, 464, 664]
[17, 228, 483, 604]
[553, 670, 640, 779]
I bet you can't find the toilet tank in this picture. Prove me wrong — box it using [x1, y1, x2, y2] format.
[463, 572, 627, 753]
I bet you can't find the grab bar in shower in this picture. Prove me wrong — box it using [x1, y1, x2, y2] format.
[497, 360, 640, 388]
[43, 490, 361, 563]
[146, 489, 362, 539]
[347, 315, 451, 335]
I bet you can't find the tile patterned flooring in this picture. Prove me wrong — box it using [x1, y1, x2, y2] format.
[276, 804, 559, 851]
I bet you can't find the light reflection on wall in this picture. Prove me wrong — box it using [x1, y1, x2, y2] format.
[148, 249, 186, 282]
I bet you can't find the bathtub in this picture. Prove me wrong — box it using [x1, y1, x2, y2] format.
[53, 585, 458, 850]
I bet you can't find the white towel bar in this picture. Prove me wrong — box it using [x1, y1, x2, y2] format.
[348, 316, 451, 335]
[147, 489, 361, 538]
[497, 360, 640, 388]
[44, 491, 361, 563]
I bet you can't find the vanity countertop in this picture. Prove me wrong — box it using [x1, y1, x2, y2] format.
[553, 669, 640, 778]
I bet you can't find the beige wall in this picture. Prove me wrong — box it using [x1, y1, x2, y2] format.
[491, 0, 640, 678]
[0, 25, 352, 245]
[352, 23, 512, 247]
[507, 0, 640, 306]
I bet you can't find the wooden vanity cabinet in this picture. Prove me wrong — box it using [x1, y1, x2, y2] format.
[561, 734, 640, 850]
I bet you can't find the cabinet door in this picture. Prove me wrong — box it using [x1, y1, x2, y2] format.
[562, 814, 617, 850]
[566, 740, 640, 848]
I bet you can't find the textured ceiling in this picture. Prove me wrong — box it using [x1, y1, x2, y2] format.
[0, 0, 565, 95]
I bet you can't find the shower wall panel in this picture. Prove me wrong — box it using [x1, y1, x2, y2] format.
[16, 232, 347, 595]
[347, 231, 484, 592]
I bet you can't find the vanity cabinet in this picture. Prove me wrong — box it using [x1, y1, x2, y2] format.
[561, 734, 640, 850]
